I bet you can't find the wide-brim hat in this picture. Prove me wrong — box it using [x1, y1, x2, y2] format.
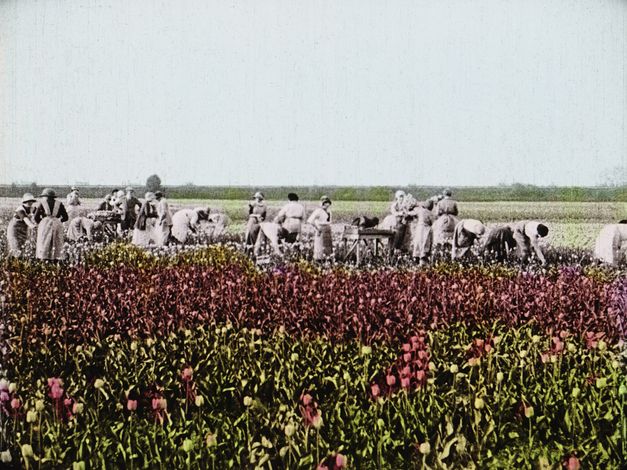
[154, 191, 164, 198]
[40, 188, 56, 198]
[21, 193, 36, 204]
[253, 191, 264, 200]
[320, 195, 332, 205]
[125, 186, 134, 192]
[145, 192, 156, 202]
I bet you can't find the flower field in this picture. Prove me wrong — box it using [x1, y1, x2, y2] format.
[1, 243, 626, 468]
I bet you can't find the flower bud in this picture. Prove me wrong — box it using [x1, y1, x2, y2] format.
[524, 405, 534, 418]
[195, 395, 204, 407]
[474, 398, 485, 410]
[496, 372, 504, 383]
[182, 439, 194, 453]
[312, 414, 323, 429]
[206, 433, 217, 448]
[73, 403, 84, 414]
[26, 410, 38, 423]
[419, 442, 431, 455]
[571, 387, 580, 398]
[284, 423, 295, 437]
[94, 379, 105, 389]
[361, 345, 372, 355]
[243, 396, 253, 407]
[21, 444, 34, 459]
[0, 450, 11, 463]
[449, 364, 459, 374]
[8, 383, 16, 394]
[35, 400, 45, 412]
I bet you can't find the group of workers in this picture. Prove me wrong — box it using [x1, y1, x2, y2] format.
[5, 187, 626, 266]
[6, 187, 219, 260]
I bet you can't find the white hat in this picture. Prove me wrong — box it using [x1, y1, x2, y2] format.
[395, 190, 406, 199]
[21, 193, 36, 204]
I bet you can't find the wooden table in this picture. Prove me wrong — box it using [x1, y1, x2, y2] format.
[341, 226, 395, 265]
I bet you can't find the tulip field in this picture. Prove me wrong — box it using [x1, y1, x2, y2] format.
[0, 199, 626, 468]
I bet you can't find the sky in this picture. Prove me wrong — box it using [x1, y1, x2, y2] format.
[0, 0, 625, 187]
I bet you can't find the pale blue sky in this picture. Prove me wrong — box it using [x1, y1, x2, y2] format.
[0, 0, 625, 186]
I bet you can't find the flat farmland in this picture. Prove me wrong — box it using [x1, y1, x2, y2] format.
[1, 198, 623, 248]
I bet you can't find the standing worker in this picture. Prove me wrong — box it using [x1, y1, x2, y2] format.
[245, 192, 267, 249]
[433, 189, 459, 246]
[66, 186, 81, 221]
[125, 187, 142, 230]
[307, 196, 333, 261]
[33, 188, 68, 261]
[154, 191, 172, 246]
[510, 221, 549, 265]
[7, 193, 37, 257]
[132, 192, 158, 246]
[274, 193, 306, 243]
[409, 199, 435, 266]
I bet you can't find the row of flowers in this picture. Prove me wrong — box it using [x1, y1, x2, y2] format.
[1, 323, 624, 468]
[2, 254, 625, 351]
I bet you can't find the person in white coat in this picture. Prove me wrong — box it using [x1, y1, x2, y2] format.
[171, 207, 210, 244]
[451, 219, 486, 260]
[65, 186, 81, 221]
[154, 191, 173, 246]
[66, 217, 102, 242]
[593, 221, 627, 266]
[307, 196, 333, 261]
[408, 199, 435, 265]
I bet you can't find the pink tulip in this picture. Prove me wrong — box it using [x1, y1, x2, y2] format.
[10, 398, 21, 410]
[566, 456, 580, 470]
[181, 367, 193, 382]
[402, 343, 411, 352]
[50, 385, 64, 400]
[301, 394, 313, 406]
[386, 374, 396, 386]
[127, 399, 138, 411]
[403, 352, 412, 363]
[0, 392, 9, 402]
[371, 384, 380, 398]
[401, 377, 410, 389]
[335, 453, 347, 468]
[400, 366, 411, 377]
[416, 370, 426, 382]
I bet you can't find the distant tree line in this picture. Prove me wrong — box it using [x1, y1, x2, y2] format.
[1, 182, 625, 202]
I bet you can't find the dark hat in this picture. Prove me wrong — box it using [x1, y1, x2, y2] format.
[40, 188, 56, 198]
[154, 191, 164, 198]
[443, 188, 452, 197]
[320, 195, 332, 205]
[537, 224, 549, 237]
[287, 193, 299, 201]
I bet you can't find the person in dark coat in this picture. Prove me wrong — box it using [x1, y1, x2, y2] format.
[480, 225, 516, 262]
